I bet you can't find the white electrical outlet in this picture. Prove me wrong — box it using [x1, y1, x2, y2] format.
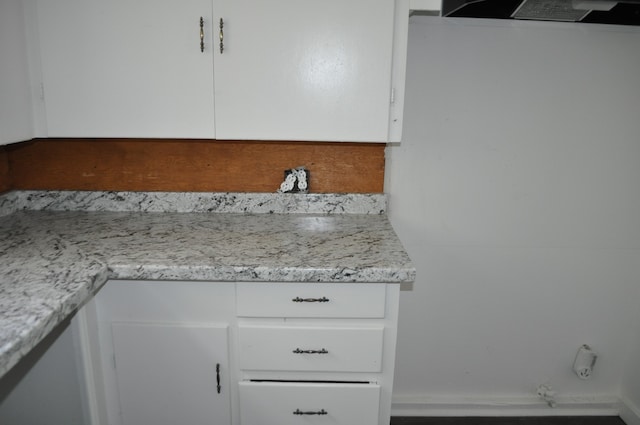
[573, 344, 597, 379]
[278, 167, 309, 193]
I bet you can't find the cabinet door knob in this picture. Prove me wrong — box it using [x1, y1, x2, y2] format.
[219, 18, 224, 54]
[199, 17, 204, 52]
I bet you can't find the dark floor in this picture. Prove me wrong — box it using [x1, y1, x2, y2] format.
[390, 417, 626, 425]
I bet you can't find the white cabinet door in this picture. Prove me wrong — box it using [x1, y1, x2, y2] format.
[92, 281, 235, 425]
[212, 0, 395, 142]
[0, 0, 33, 145]
[112, 323, 231, 425]
[37, 0, 215, 138]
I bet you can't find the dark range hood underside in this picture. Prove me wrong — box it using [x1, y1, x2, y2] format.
[442, 0, 640, 25]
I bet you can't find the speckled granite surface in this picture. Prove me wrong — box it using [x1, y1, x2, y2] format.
[0, 191, 414, 379]
[0, 190, 387, 215]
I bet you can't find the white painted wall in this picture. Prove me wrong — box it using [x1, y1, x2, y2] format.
[386, 16, 640, 416]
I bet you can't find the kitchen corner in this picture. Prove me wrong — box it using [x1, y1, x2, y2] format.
[0, 190, 414, 393]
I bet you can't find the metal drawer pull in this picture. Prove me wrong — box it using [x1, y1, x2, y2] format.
[293, 409, 327, 416]
[199, 17, 205, 52]
[293, 348, 328, 354]
[216, 363, 221, 394]
[291, 296, 329, 303]
[219, 18, 224, 53]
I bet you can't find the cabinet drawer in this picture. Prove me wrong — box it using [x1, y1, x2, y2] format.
[238, 325, 384, 372]
[239, 381, 380, 425]
[236, 283, 386, 318]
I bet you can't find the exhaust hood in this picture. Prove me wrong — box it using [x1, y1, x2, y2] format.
[442, 0, 640, 25]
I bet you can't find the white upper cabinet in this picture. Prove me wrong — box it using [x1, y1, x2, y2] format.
[34, 0, 404, 142]
[36, 0, 216, 138]
[0, 0, 33, 145]
[212, 0, 395, 142]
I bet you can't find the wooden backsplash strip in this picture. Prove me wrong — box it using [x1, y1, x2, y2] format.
[7, 139, 385, 193]
[0, 146, 10, 193]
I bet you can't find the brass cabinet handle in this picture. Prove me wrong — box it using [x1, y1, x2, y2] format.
[199, 17, 204, 52]
[219, 18, 224, 53]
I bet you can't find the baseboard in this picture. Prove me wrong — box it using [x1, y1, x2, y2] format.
[391, 395, 621, 417]
[620, 397, 640, 425]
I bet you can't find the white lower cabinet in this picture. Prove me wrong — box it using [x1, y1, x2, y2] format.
[236, 282, 399, 425]
[87, 280, 236, 425]
[82, 281, 399, 425]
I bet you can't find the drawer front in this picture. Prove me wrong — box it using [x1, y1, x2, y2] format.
[239, 381, 380, 425]
[236, 283, 386, 318]
[238, 325, 384, 372]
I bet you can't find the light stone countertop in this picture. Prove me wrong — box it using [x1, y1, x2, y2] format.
[0, 191, 415, 379]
